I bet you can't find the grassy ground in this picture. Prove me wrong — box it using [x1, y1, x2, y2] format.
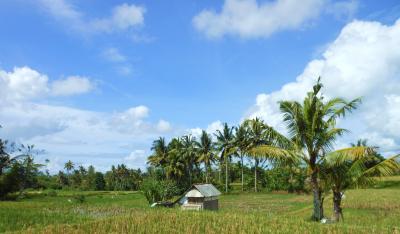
[1, 177, 400, 233]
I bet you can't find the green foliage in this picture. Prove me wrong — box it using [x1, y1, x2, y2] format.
[72, 194, 86, 203]
[140, 178, 179, 204]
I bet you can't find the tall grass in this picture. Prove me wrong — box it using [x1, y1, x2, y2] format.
[2, 178, 400, 233]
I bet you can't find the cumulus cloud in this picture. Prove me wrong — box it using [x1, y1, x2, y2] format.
[0, 66, 172, 172]
[193, 0, 325, 39]
[51, 76, 94, 96]
[0, 67, 94, 103]
[124, 150, 147, 168]
[37, 0, 145, 34]
[245, 18, 400, 154]
[189, 120, 224, 139]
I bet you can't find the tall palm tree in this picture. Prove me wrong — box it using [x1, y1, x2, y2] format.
[196, 130, 215, 183]
[244, 118, 269, 192]
[322, 149, 400, 221]
[165, 138, 186, 181]
[181, 135, 197, 185]
[64, 160, 74, 174]
[215, 123, 235, 193]
[147, 137, 169, 168]
[250, 78, 361, 221]
[234, 123, 250, 191]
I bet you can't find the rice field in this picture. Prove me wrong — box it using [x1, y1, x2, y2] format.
[1, 177, 400, 234]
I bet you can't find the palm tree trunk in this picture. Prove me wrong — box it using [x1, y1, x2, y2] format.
[254, 158, 258, 192]
[310, 170, 324, 221]
[241, 156, 244, 192]
[205, 162, 208, 183]
[225, 157, 228, 193]
[332, 190, 343, 222]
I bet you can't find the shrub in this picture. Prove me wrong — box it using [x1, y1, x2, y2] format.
[72, 194, 86, 203]
[141, 178, 179, 204]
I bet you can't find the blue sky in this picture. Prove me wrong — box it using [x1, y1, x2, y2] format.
[1, 0, 400, 172]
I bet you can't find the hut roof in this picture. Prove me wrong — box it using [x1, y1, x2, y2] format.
[187, 184, 221, 197]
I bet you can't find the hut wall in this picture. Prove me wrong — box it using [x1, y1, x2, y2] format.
[203, 199, 218, 210]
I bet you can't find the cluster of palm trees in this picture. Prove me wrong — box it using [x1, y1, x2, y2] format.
[148, 117, 285, 193]
[148, 78, 400, 222]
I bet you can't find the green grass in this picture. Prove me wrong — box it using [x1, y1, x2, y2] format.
[1, 178, 400, 233]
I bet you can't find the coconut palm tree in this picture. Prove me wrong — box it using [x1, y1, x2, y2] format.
[64, 160, 74, 174]
[322, 149, 400, 221]
[165, 138, 186, 181]
[148, 137, 169, 168]
[196, 130, 215, 183]
[234, 123, 250, 191]
[181, 135, 198, 185]
[250, 78, 361, 221]
[215, 123, 235, 193]
[244, 118, 270, 192]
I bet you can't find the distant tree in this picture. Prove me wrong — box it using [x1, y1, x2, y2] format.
[196, 130, 215, 183]
[94, 172, 106, 190]
[234, 123, 250, 191]
[181, 135, 198, 186]
[215, 123, 235, 193]
[87, 165, 96, 190]
[64, 160, 74, 174]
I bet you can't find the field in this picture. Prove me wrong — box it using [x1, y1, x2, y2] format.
[1, 177, 400, 234]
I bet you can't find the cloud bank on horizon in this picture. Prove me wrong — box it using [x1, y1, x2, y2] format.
[0, 0, 399, 172]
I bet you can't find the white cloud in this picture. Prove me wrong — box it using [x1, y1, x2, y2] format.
[246, 18, 400, 154]
[51, 76, 94, 96]
[102, 48, 126, 62]
[193, 0, 325, 39]
[37, 0, 145, 34]
[157, 120, 172, 132]
[0, 66, 49, 102]
[0, 67, 93, 103]
[188, 120, 224, 139]
[124, 150, 147, 168]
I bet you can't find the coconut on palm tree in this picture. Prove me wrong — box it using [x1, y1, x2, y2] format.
[250, 78, 361, 221]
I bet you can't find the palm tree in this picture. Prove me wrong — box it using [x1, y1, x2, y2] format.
[322, 149, 400, 221]
[244, 118, 269, 192]
[181, 135, 197, 185]
[147, 137, 169, 168]
[250, 78, 361, 221]
[64, 160, 74, 174]
[234, 123, 250, 191]
[196, 130, 215, 183]
[215, 123, 235, 193]
[165, 138, 186, 181]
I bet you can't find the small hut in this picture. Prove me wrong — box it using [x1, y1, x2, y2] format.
[180, 184, 221, 211]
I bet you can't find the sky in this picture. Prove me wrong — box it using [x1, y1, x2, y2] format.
[0, 0, 400, 173]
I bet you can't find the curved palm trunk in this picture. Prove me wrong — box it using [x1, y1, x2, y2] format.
[311, 170, 324, 221]
[332, 190, 344, 222]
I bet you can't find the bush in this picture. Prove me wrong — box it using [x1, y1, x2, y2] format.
[141, 178, 179, 204]
[72, 194, 86, 203]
